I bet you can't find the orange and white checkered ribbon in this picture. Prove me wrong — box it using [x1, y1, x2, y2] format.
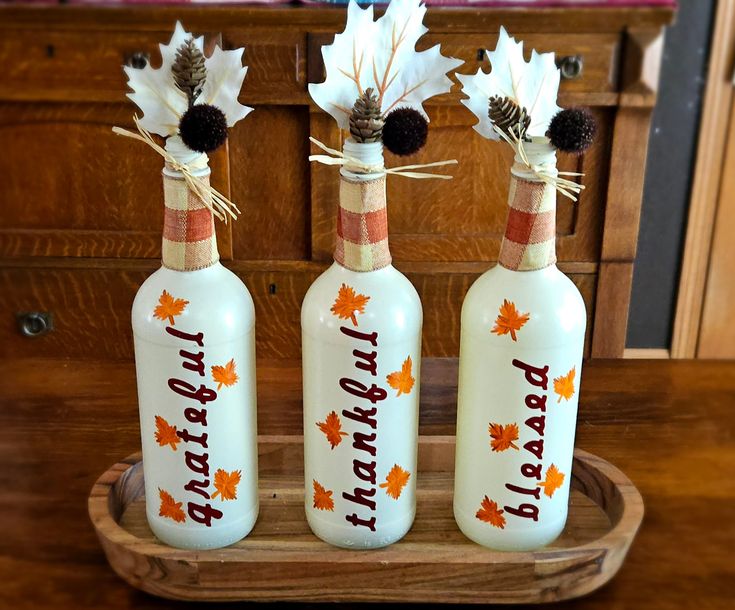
[498, 171, 557, 272]
[161, 172, 219, 271]
[335, 175, 391, 272]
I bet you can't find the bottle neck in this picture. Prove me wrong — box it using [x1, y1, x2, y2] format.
[161, 138, 218, 272]
[498, 143, 558, 272]
[334, 139, 391, 272]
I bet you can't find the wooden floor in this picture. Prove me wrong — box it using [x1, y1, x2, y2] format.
[1, 357, 734, 609]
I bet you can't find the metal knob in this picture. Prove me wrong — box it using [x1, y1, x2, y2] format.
[557, 55, 584, 80]
[17, 312, 52, 338]
[125, 52, 149, 69]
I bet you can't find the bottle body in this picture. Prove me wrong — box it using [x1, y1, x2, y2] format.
[302, 262, 422, 548]
[454, 262, 585, 550]
[455, 143, 585, 551]
[133, 262, 259, 549]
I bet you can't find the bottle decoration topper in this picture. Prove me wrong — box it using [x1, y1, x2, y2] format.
[113, 22, 252, 222]
[308, 0, 463, 178]
[458, 27, 597, 200]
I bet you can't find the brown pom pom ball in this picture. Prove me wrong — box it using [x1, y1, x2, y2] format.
[179, 104, 228, 153]
[547, 108, 597, 154]
[382, 107, 429, 156]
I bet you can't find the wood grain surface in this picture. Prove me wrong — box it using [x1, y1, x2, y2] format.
[0, 5, 674, 362]
[88, 443, 643, 603]
[0, 357, 732, 609]
[0, 259, 596, 360]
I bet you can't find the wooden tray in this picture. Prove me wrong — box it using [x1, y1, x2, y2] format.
[88, 436, 644, 604]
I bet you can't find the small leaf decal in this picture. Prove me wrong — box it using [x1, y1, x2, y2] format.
[475, 496, 505, 529]
[538, 464, 565, 498]
[313, 480, 334, 511]
[316, 411, 349, 449]
[154, 415, 181, 451]
[489, 422, 519, 452]
[491, 299, 530, 341]
[379, 464, 411, 500]
[158, 488, 186, 523]
[153, 290, 189, 326]
[211, 358, 239, 391]
[211, 469, 241, 501]
[330, 283, 370, 326]
[386, 355, 415, 397]
[553, 366, 576, 403]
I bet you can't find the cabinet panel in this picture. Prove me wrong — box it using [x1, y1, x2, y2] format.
[0, 103, 230, 258]
[229, 106, 311, 261]
[223, 30, 307, 103]
[311, 106, 610, 263]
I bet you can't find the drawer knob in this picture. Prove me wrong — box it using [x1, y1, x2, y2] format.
[125, 52, 150, 70]
[557, 55, 584, 80]
[17, 312, 53, 338]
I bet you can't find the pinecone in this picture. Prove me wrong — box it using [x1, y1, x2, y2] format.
[349, 88, 384, 143]
[489, 95, 531, 141]
[172, 38, 207, 106]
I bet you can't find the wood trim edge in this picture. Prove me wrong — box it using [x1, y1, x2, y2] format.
[623, 348, 670, 359]
[671, 0, 735, 358]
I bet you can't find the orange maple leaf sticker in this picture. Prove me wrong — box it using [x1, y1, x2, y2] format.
[154, 415, 181, 451]
[158, 488, 186, 523]
[538, 464, 565, 498]
[475, 496, 506, 529]
[491, 299, 530, 341]
[489, 422, 520, 452]
[330, 283, 370, 326]
[386, 355, 415, 397]
[313, 480, 334, 511]
[211, 358, 239, 391]
[553, 366, 576, 403]
[211, 468, 241, 501]
[379, 464, 411, 500]
[316, 411, 349, 449]
[153, 290, 189, 326]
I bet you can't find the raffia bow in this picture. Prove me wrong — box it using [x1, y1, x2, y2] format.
[492, 125, 585, 202]
[112, 116, 241, 222]
[308, 137, 457, 179]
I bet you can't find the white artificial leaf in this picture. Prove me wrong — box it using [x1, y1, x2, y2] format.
[309, 0, 462, 130]
[199, 45, 253, 127]
[457, 26, 561, 140]
[124, 21, 200, 137]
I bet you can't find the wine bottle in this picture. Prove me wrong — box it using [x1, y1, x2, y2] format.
[453, 141, 586, 550]
[302, 139, 422, 548]
[132, 136, 258, 549]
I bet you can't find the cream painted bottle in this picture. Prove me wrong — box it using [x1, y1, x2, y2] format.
[302, 140, 422, 549]
[454, 142, 585, 551]
[132, 137, 258, 550]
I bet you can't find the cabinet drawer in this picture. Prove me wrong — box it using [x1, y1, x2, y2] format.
[419, 33, 620, 105]
[0, 29, 306, 103]
[0, 262, 594, 361]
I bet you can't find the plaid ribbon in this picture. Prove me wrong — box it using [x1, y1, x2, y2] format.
[162, 170, 219, 272]
[498, 174, 557, 272]
[334, 175, 391, 272]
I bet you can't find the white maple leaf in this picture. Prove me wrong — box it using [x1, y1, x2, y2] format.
[200, 46, 253, 127]
[309, 0, 462, 130]
[457, 27, 561, 140]
[124, 21, 251, 138]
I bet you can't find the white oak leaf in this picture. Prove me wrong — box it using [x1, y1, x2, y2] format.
[124, 21, 198, 137]
[309, 0, 461, 130]
[457, 26, 561, 140]
[200, 45, 253, 127]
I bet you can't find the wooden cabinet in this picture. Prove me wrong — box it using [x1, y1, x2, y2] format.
[0, 5, 674, 361]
